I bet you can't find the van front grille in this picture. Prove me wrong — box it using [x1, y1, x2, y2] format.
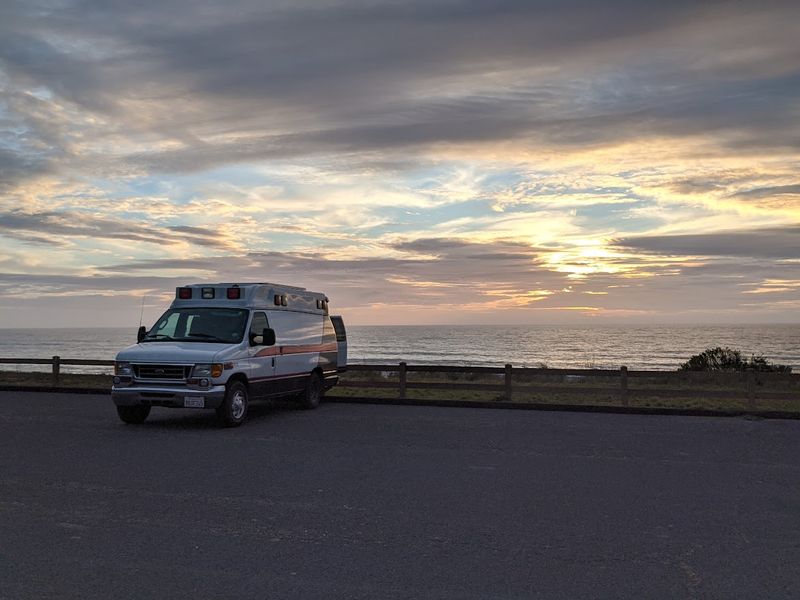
[134, 364, 191, 380]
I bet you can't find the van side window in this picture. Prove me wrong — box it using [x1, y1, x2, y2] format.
[249, 312, 269, 342]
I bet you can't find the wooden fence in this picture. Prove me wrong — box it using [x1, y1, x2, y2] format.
[0, 357, 798, 409]
[0, 357, 114, 385]
[342, 363, 799, 409]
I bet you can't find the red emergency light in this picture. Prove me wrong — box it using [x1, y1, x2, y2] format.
[227, 286, 241, 299]
[177, 287, 192, 299]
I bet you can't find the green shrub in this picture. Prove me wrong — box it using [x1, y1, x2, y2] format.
[679, 347, 791, 373]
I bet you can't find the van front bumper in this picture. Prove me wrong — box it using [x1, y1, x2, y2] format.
[112, 384, 226, 409]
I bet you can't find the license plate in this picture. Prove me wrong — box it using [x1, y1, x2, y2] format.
[184, 397, 205, 408]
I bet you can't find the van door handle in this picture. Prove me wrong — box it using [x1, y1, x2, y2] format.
[271, 358, 275, 367]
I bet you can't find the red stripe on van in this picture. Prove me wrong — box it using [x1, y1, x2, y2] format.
[254, 342, 337, 358]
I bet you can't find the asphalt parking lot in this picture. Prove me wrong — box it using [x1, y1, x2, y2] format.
[1, 391, 799, 599]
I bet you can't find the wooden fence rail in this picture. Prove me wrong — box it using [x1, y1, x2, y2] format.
[0, 357, 798, 408]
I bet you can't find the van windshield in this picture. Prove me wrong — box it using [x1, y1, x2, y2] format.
[142, 308, 249, 343]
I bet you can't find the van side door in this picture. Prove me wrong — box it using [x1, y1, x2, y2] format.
[266, 310, 321, 396]
[248, 311, 276, 398]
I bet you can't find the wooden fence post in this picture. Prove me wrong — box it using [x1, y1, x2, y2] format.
[620, 366, 628, 407]
[746, 370, 756, 410]
[398, 361, 407, 400]
[505, 364, 513, 401]
[52, 356, 61, 386]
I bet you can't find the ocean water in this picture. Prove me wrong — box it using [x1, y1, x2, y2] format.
[0, 324, 798, 373]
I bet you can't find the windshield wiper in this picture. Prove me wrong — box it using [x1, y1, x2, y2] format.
[184, 332, 227, 343]
[141, 334, 174, 342]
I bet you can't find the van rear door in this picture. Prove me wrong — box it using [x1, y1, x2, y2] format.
[330, 315, 347, 371]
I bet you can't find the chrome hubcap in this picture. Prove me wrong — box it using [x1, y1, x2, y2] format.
[231, 391, 246, 419]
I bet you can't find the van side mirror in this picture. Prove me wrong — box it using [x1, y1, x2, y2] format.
[251, 328, 276, 346]
[137, 326, 147, 343]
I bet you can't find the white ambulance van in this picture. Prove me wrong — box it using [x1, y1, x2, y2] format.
[112, 282, 346, 427]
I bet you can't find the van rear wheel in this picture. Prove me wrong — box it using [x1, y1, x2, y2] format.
[300, 372, 323, 410]
[116, 404, 150, 424]
[217, 381, 248, 427]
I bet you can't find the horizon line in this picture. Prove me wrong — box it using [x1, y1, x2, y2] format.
[3, 322, 800, 330]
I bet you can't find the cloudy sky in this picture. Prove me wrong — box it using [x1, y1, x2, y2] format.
[1, 0, 799, 327]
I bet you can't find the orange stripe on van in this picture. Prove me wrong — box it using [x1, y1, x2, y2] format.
[254, 342, 337, 358]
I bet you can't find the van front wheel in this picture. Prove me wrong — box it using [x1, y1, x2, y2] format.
[217, 381, 248, 427]
[116, 404, 150, 424]
[300, 372, 323, 410]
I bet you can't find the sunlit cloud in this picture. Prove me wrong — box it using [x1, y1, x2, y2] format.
[741, 279, 800, 294]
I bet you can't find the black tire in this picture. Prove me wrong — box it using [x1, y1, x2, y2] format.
[300, 372, 324, 410]
[116, 404, 151, 424]
[216, 381, 248, 427]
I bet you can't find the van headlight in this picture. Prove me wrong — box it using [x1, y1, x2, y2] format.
[115, 361, 133, 376]
[192, 363, 223, 378]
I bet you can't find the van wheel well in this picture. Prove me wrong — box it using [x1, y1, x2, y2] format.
[227, 373, 248, 389]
